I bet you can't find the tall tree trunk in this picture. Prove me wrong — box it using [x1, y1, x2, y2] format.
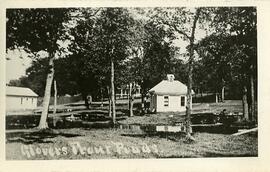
[250, 67, 255, 122]
[185, 8, 201, 141]
[111, 58, 116, 125]
[243, 86, 249, 120]
[38, 55, 55, 129]
[53, 80, 57, 116]
[186, 47, 193, 140]
[107, 86, 112, 117]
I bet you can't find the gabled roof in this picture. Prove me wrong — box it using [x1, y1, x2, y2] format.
[149, 80, 194, 95]
[6, 86, 38, 97]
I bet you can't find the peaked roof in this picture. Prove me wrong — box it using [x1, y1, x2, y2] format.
[6, 86, 38, 97]
[149, 80, 193, 95]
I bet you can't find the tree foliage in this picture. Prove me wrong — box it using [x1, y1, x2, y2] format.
[6, 8, 72, 129]
[7, 8, 70, 54]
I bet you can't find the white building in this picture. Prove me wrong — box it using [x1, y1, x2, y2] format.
[6, 86, 38, 110]
[149, 74, 193, 113]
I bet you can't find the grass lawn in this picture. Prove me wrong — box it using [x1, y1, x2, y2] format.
[5, 100, 257, 160]
[6, 128, 257, 160]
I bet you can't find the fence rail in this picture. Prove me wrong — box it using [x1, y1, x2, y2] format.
[37, 95, 82, 107]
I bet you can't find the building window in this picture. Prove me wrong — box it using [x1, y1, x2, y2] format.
[21, 98, 23, 104]
[164, 96, 169, 107]
[32, 98, 34, 104]
[181, 96, 185, 107]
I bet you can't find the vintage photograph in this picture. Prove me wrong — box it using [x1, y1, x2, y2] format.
[5, 7, 257, 160]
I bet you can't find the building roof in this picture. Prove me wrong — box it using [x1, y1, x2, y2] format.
[149, 80, 194, 95]
[6, 86, 38, 97]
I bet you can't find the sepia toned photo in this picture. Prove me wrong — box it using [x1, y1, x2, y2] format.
[5, 6, 258, 160]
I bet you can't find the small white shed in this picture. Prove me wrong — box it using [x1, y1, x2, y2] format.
[6, 86, 38, 110]
[149, 74, 193, 113]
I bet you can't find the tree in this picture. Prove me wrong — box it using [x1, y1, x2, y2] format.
[67, 8, 102, 108]
[184, 8, 202, 140]
[118, 60, 141, 117]
[212, 7, 257, 121]
[54, 57, 80, 96]
[152, 7, 204, 140]
[191, 7, 257, 122]
[99, 8, 135, 124]
[132, 17, 179, 112]
[72, 8, 135, 124]
[25, 57, 50, 96]
[8, 76, 30, 88]
[6, 9, 70, 129]
[195, 34, 240, 102]
[12, 56, 80, 98]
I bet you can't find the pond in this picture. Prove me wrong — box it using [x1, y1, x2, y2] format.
[6, 112, 240, 134]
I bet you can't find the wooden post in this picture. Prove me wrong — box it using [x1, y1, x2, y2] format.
[107, 86, 112, 117]
[129, 83, 134, 117]
[250, 67, 255, 122]
[221, 86, 225, 103]
[120, 88, 123, 98]
[243, 86, 249, 120]
[101, 88, 104, 107]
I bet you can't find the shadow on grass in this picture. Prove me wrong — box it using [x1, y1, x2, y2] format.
[121, 132, 187, 142]
[203, 151, 257, 157]
[6, 130, 81, 145]
[158, 155, 196, 158]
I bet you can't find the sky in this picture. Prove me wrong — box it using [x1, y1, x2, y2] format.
[5, 44, 65, 84]
[5, 49, 32, 83]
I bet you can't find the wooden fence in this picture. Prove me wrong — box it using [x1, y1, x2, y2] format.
[37, 95, 82, 106]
